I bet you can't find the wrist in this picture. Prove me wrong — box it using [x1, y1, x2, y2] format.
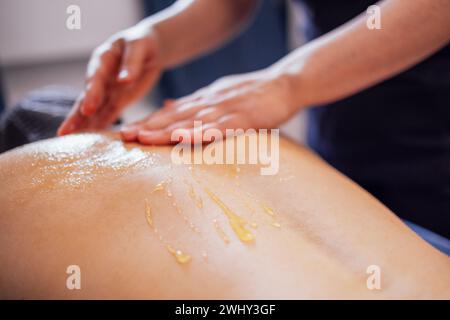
[137, 8, 178, 70]
[150, 22, 172, 69]
[143, 0, 196, 69]
[266, 63, 309, 114]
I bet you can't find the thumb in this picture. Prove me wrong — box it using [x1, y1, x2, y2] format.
[117, 36, 156, 83]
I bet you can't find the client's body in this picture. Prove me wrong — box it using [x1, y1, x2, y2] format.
[0, 133, 449, 299]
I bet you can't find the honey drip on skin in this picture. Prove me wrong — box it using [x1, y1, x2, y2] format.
[194, 166, 281, 231]
[152, 179, 169, 193]
[152, 181, 165, 192]
[144, 200, 193, 265]
[227, 188, 261, 228]
[271, 222, 281, 228]
[153, 179, 201, 234]
[166, 245, 192, 264]
[172, 199, 201, 234]
[262, 204, 281, 228]
[144, 167, 284, 265]
[188, 183, 204, 209]
[226, 164, 240, 178]
[244, 190, 282, 228]
[145, 199, 154, 229]
[204, 188, 255, 243]
[213, 219, 230, 244]
[262, 205, 275, 217]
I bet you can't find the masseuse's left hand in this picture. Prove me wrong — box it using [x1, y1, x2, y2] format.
[121, 69, 296, 145]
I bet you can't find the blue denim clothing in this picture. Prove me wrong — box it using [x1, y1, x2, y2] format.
[405, 221, 450, 256]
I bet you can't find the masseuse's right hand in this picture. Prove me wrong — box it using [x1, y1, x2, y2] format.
[58, 22, 162, 135]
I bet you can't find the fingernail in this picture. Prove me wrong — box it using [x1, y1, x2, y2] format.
[120, 126, 138, 140]
[121, 125, 136, 133]
[59, 124, 73, 136]
[138, 130, 153, 138]
[138, 130, 158, 144]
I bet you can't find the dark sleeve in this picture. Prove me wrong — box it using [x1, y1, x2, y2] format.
[0, 73, 5, 115]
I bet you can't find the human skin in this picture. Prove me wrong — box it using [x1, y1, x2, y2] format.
[57, 0, 257, 135]
[57, 0, 450, 145]
[0, 133, 449, 299]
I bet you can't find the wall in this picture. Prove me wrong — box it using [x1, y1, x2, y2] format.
[0, 0, 143, 65]
[0, 0, 144, 111]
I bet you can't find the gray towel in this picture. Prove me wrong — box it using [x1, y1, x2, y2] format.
[0, 86, 77, 153]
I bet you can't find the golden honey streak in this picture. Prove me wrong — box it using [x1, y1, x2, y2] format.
[188, 184, 204, 209]
[271, 222, 281, 228]
[152, 179, 201, 234]
[204, 188, 255, 243]
[152, 182, 165, 193]
[213, 219, 230, 244]
[145, 199, 154, 229]
[262, 204, 281, 228]
[143, 202, 192, 265]
[166, 245, 192, 264]
[262, 204, 275, 217]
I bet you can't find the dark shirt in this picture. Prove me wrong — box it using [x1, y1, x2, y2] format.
[0, 75, 5, 115]
[299, 0, 450, 237]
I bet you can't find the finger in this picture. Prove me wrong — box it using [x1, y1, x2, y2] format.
[119, 81, 165, 142]
[117, 40, 147, 83]
[136, 114, 242, 146]
[170, 88, 207, 108]
[90, 65, 161, 135]
[120, 98, 175, 141]
[120, 107, 183, 143]
[84, 91, 123, 131]
[137, 128, 175, 145]
[81, 43, 122, 116]
[139, 100, 207, 132]
[165, 119, 197, 132]
[86, 102, 120, 130]
[57, 94, 88, 136]
[139, 92, 237, 134]
[170, 77, 245, 110]
[203, 113, 247, 139]
[193, 106, 226, 123]
[217, 113, 249, 129]
[163, 122, 224, 145]
[163, 99, 176, 109]
[81, 75, 106, 116]
[120, 117, 148, 141]
[137, 117, 201, 145]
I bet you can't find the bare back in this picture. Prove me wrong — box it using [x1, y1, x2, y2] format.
[0, 133, 448, 299]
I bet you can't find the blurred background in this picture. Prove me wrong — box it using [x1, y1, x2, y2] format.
[0, 0, 306, 142]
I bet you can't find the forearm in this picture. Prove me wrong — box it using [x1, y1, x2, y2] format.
[272, 0, 450, 109]
[142, 0, 257, 68]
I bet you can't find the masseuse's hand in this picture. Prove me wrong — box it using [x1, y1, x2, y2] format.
[120, 69, 296, 145]
[58, 23, 162, 135]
